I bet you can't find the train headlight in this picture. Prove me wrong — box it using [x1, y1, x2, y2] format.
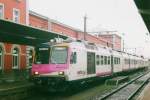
[58, 71, 64, 75]
[35, 71, 39, 75]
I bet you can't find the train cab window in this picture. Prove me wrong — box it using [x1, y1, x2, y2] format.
[104, 56, 107, 65]
[108, 56, 110, 65]
[35, 47, 50, 64]
[101, 56, 103, 65]
[51, 47, 68, 64]
[70, 52, 77, 64]
[96, 55, 100, 65]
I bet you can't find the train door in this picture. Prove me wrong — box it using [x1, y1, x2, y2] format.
[87, 52, 95, 74]
[111, 55, 114, 74]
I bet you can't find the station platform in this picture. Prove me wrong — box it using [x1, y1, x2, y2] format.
[137, 81, 150, 100]
[0, 80, 34, 100]
[0, 80, 33, 91]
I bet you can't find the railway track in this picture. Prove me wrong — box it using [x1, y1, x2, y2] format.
[98, 71, 150, 100]
[22, 70, 147, 100]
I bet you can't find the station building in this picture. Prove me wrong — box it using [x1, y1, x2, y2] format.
[98, 34, 122, 51]
[0, 0, 28, 77]
[0, 0, 121, 79]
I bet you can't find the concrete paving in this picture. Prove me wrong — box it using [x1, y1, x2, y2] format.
[137, 82, 150, 100]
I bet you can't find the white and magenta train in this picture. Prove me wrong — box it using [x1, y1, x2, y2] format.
[31, 41, 148, 91]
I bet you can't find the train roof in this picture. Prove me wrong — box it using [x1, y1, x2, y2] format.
[36, 41, 145, 59]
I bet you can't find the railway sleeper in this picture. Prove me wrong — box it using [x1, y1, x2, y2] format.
[105, 76, 129, 86]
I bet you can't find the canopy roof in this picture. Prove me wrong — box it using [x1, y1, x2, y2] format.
[134, 0, 150, 32]
[0, 19, 68, 46]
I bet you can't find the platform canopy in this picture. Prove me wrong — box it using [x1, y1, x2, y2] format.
[0, 19, 68, 46]
[134, 0, 150, 32]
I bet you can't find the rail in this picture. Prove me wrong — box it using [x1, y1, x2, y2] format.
[99, 71, 150, 100]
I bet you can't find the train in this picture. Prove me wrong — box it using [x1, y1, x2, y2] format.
[31, 40, 149, 91]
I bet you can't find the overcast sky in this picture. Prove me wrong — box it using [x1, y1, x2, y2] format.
[29, 0, 150, 58]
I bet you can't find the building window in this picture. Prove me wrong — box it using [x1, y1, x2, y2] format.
[12, 47, 19, 69]
[28, 49, 33, 67]
[0, 4, 4, 19]
[13, 8, 20, 23]
[16, 0, 22, 2]
[0, 46, 3, 69]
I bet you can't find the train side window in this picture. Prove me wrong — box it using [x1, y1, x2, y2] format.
[116, 58, 118, 64]
[108, 56, 110, 65]
[99, 55, 101, 65]
[101, 56, 103, 65]
[114, 57, 116, 64]
[104, 56, 107, 65]
[96, 55, 100, 65]
[131, 60, 133, 64]
[70, 52, 77, 64]
[135, 60, 137, 64]
[114, 57, 118, 64]
[117, 58, 119, 64]
[128, 59, 130, 64]
[117, 58, 118, 64]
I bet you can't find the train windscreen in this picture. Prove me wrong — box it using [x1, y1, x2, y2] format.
[50, 47, 68, 64]
[34, 47, 50, 64]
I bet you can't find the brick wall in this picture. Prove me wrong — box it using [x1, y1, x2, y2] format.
[29, 13, 48, 30]
[0, 0, 26, 24]
[0, 0, 27, 72]
[51, 22, 78, 38]
[98, 34, 121, 50]
[29, 11, 115, 48]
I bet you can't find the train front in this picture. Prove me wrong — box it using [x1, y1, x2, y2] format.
[31, 44, 70, 91]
